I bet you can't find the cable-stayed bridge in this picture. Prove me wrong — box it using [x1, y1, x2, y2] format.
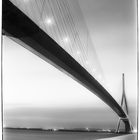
[2, 0, 132, 133]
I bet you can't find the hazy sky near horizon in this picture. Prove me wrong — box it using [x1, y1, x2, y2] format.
[3, 0, 137, 129]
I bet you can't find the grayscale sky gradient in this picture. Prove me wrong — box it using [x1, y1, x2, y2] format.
[79, 0, 137, 107]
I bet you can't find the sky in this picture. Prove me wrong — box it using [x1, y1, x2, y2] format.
[79, 0, 137, 108]
[3, 0, 137, 130]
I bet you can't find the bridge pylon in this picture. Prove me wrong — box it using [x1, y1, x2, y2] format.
[116, 73, 133, 133]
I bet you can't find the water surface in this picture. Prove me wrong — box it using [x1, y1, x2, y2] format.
[3, 129, 137, 140]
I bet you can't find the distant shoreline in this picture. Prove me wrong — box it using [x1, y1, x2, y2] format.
[4, 127, 131, 134]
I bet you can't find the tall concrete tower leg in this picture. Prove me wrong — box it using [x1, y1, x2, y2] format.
[124, 119, 132, 133]
[116, 119, 121, 133]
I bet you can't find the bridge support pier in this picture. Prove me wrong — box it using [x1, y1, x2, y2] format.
[116, 74, 133, 134]
[116, 117, 132, 133]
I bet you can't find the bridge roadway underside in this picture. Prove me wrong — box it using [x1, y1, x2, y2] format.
[2, 0, 131, 133]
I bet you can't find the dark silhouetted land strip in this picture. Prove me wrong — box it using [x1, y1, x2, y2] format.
[3, 128, 130, 140]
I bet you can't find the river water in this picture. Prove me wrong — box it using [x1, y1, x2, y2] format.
[3, 129, 137, 140]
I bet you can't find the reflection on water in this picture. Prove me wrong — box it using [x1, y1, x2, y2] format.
[3, 129, 137, 140]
